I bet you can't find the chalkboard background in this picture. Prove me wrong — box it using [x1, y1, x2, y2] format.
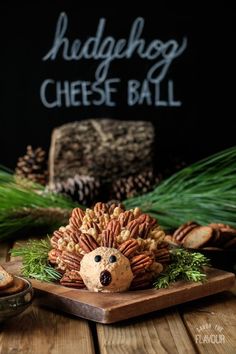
[0, 4, 235, 172]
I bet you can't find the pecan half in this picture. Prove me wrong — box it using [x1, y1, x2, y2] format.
[118, 239, 139, 258]
[139, 222, 152, 238]
[130, 272, 153, 290]
[69, 208, 85, 230]
[108, 202, 125, 215]
[63, 228, 81, 244]
[50, 230, 64, 249]
[60, 270, 85, 288]
[130, 254, 153, 274]
[136, 214, 157, 227]
[60, 251, 82, 270]
[106, 219, 121, 237]
[48, 249, 62, 264]
[118, 211, 134, 227]
[155, 248, 170, 263]
[94, 202, 108, 216]
[79, 234, 99, 253]
[126, 220, 140, 238]
[101, 229, 116, 248]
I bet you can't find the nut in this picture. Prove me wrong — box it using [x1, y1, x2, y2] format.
[48, 249, 62, 264]
[69, 208, 85, 230]
[136, 214, 157, 228]
[101, 229, 116, 248]
[126, 220, 140, 238]
[130, 272, 153, 290]
[118, 239, 139, 258]
[50, 230, 64, 248]
[60, 251, 83, 270]
[130, 254, 153, 274]
[60, 270, 85, 288]
[118, 211, 134, 227]
[94, 202, 108, 216]
[139, 222, 151, 238]
[107, 219, 121, 237]
[79, 234, 99, 253]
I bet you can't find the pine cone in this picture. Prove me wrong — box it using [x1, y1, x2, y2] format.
[110, 168, 160, 200]
[15, 145, 48, 185]
[50, 175, 101, 206]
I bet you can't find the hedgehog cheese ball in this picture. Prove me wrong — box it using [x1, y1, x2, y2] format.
[48, 202, 170, 292]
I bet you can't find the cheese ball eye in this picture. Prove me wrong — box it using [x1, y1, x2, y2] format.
[94, 255, 102, 262]
[109, 255, 117, 263]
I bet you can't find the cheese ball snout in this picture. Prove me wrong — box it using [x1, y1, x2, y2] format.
[79, 247, 134, 292]
[100, 270, 112, 286]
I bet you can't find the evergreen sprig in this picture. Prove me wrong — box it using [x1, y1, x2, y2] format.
[10, 238, 61, 282]
[0, 167, 80, 240]
[124, 146, 236, 230]
[154, 248, 210, 289]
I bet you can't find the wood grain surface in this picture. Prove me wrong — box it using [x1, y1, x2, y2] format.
[97, 309, 196, 354]
[2, 260, 235, 324]
[0, 241, 95, 354]
[1, 239, 236, 353]
[181, 292, 236, 354]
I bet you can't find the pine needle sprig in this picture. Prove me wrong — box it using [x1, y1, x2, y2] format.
[10, 238, 61, 282]
[124, 146, 236, 230]
[0, 167, 80, 240]
[154, 248, 210, 289]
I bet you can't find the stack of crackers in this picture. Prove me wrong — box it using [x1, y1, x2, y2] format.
[0, 265, 25, 296]
[166, 222, 236, 250]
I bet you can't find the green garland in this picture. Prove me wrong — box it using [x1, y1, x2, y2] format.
[0, 168, 80, 240]
[10, 238, 61, 282]
[125, 146, 236, 230]
[154, 248, 210, 289]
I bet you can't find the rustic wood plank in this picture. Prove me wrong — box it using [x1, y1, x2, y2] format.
[181, 292, 236, 354]
[97, 309, 196, 354]
[2, 262, 235, 324]
[0, 305, 95, 354]
[0, 240, 95, 354]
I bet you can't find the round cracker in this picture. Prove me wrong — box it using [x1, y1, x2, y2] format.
[173, 221, 198, 242]
[176, 224, 199, 243]
[0, 268, 14, 290]
[0, 277, 26, 296]
[183, 226, 213, 249]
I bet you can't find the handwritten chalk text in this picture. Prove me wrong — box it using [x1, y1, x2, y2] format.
[40, 13, 187, 108]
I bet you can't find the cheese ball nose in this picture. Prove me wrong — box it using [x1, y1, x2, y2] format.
[100, 270, 112, 286]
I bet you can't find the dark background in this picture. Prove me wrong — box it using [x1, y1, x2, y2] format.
[0, 4, 235, 171]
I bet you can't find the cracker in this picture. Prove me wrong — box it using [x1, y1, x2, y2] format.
[0, 266, 14, 290]
[173, 221, 198, 242]
[183, 226, 213, 249]
[0, 277, 26, 296]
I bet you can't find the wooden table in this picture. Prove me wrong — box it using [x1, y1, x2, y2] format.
[1, 240, 236, 354]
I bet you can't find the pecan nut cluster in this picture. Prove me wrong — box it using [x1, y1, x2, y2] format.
[48, 202, 170, 290]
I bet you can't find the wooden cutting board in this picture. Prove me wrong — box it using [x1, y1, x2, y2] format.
[3, 261, 235, 324]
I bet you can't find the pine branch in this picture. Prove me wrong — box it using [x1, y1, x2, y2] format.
[10, 238, 61, 282]
[0, 168, 80, 241]
[124, 146, 236, 230]
[154, 248, 210, 289]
